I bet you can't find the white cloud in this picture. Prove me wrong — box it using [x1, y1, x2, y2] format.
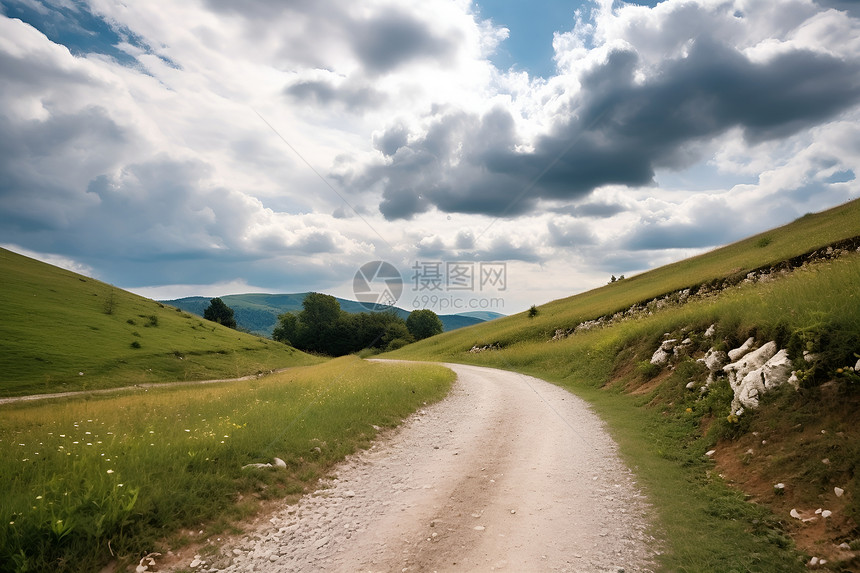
[1, 0, 859, 313]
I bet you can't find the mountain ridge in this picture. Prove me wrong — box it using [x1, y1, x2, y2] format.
[159, 293, 505, 337]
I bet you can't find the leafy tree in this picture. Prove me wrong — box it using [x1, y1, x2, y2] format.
[528, 305, 539, 318]
[203, 297, 237, 329]
[406, 309, 443, 340]
[272, 312, 298, 345]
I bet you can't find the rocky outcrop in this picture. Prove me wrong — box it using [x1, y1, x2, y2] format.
[698, 348, 728, 386]
[723, 342, 794, 412]
[650, 339, 677, 366]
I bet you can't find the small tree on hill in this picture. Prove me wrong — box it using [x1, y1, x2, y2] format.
[406, 309, 443, 340]
[203, 297, 237, 329]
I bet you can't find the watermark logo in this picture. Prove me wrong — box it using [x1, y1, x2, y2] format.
[353, 261, 403, 311]
[354, 260, 507, 313]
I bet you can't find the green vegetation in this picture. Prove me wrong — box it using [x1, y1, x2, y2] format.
[0, 248, 322, 397]
[0, 357, 455, 573]
[203, 297, 237, 329]
[405, 308, 444, 340]
[272, 292, 415, 355]
[385, 198, 860, 571]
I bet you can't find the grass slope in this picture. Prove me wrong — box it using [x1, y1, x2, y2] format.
[0, 357, 455, 573]
[385, 198, 860, 571]
[391, 198, 860, 358]
[0, 248, 321, 397]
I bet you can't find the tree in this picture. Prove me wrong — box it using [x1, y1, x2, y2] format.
[203, 297, 237, 329]
[528, 305, 539, 318]
[406, 309, 443, 340]
[272, 312, 298, 345]
[296, 293, 343, 353]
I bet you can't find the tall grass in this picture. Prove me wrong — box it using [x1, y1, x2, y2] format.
[0, 357, 455, 572]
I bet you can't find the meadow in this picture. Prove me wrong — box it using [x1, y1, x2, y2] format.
[0, 247, 323, 397]
[0, 357, 455, 572]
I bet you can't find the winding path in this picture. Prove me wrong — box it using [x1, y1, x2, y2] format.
[164, 363, 660, 572]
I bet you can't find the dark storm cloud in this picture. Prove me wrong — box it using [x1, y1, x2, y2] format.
[350, 9, 458, 75]
[284, 78, 384, 111]
[204, 0, 459, 76]
[551, 201, 627, 218]
[360, 36, 860, 220]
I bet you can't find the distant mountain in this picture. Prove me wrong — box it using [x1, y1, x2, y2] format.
[159, 293, 504, 337]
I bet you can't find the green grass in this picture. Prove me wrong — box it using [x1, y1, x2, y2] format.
[384, 198, 860, 571]
[0, 247, 322, 396]
[389, 199, 860, 358]
[0, 357, 455, 572]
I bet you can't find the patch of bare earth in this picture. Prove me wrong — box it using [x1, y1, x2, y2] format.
[712, 383, 860, 569]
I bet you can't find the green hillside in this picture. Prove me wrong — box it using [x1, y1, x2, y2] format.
[390, 198, 860, 358]
[0, 249, 322, 397]
[160, 293, 497, 337]
[385, 197, 860, 571]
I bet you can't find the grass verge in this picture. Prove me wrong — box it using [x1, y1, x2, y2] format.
[0, 357, 455, 573]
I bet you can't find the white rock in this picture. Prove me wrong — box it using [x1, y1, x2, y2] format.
[273, 457, 287, 468]
[856, 358, 860, 372]
[787, 371, 800, 389]
[190, 557, 202, 568]
[809, 556, 819, 566]
[660, 339, 678, 351]
[705, 450, 716, 457]
[704, 324, 716, 338]
[650, 348, 671, 366]
[727, 337, 756, 361]
[835, 487, 844, 497]
[685, 381, 697, 390]
[474, 525, 486, 531]
[839, 542, 851, 550]
[790, 508, 802, 519]
[724, 342, 787, 410]
[242, 463, 273, 470]
[344, 490, 356, 498]
[821, 510, 832, 518]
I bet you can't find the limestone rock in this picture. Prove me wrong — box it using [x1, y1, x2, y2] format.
[704, 324, 716, 338]
[273, 457, 287, 468]
[650, 339, 679, 365]
[726, 345, 792, 410]
[727, 337, 756, 361]
[698, 348, 728, 386]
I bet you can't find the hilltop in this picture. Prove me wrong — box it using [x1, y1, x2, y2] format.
[385, 197, 860, 571]
[0, 248, 321, 397]
[160, 293, 505, 337]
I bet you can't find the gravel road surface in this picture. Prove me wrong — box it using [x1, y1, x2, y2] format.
[159, 363, 660, 572]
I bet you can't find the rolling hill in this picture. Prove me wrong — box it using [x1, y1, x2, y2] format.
[0, 248, 322, 397]
[160, 293, 505, 337]
[384, 197, 860, 571]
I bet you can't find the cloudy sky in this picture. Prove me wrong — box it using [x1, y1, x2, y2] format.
[2, 0, 859, 315]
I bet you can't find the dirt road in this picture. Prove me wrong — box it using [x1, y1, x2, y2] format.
[163, 363, 660, 572]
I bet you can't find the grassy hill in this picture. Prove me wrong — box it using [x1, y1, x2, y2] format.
[160, 293, 502, 337]
[385, 197, 860, 571]
[0, 248, 322, 397]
